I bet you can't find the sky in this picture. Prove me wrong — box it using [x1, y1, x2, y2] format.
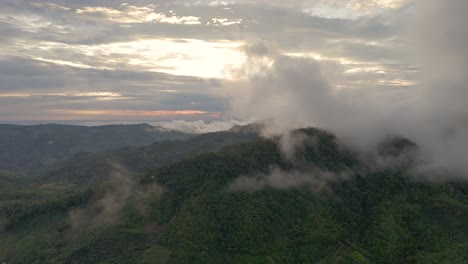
[0, 0, 415, 122]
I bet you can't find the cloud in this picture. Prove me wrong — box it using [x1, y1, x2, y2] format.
[68, 163, 164, 232]
[5, 37, 246, 78]
[402, 0, 468, 179]
[224, 50, 401, 149]
[0, 0, 414, 121]
[68, 164, 135, 231]
[76, 4, 202, 25]
[182, 0, 408, 12]
[0, 57, 229, 121]
[51, 109, 220, 119]
[223, 0, 468, 180]
[229, 166, 350, 192]
[159, 119, 250, 133]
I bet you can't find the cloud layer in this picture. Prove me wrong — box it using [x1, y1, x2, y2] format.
[223, 0, 468, 180]
[159, 119, 250, 133]
[0, 0, 414, 121]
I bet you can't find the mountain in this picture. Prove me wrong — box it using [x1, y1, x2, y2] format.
[0, 170, 27, 193]
[0, 123, 191, 172]
[228, 123, 265, 134]
[38, 130, 260, 185]
[0, 127, 466, 263]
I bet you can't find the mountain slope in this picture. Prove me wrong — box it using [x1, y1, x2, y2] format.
[38, 130, 260, 185]
[0, 128, 466, 263]
[0, 123, 190, 172]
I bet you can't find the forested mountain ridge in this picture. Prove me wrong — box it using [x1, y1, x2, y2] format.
[0, 123, 191, 172]
[37, 130, 260, 185]
[0, 127, 466, 263]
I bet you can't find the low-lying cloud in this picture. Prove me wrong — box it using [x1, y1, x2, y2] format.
[224, 0, 468, 181]
[229, 166, 350, 193]
[68, 163, 164, 233]
[159, 119, 250, 133]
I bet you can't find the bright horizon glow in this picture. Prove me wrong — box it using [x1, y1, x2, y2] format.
[11, 38, 246, 79]
[48, 109, 222, 117]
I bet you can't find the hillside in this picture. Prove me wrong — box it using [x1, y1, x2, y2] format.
[0, 170, 28, 193]
[0, 128, 466, 263]
[38, 130, 260, 185]
[0, 124, 191, 172]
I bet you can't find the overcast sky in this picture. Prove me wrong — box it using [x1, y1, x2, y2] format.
[0, 0, 417, 122]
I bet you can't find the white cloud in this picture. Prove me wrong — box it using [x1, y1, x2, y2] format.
[221, 0, 468, 181]
[76, 4, 201, 25]
[211, 18, 242, 26]
[159, 119, 250, 133]
[0, 92, 128, 101]
[31, 56, 112, 70]
[9, 38, 246, 79]
[0, 14, 52, 33]
[186, 0, 409, 17]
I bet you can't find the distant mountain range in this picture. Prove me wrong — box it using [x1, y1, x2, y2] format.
[38, 130, 260, 185]
[0, 123, 191, 172]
